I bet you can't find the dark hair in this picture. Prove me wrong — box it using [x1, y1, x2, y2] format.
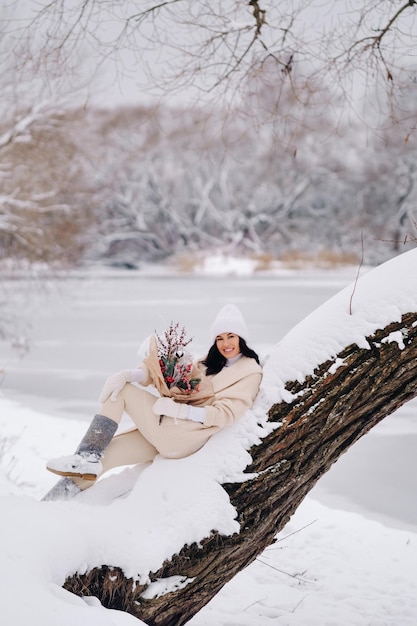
[202, 337, 260, 376]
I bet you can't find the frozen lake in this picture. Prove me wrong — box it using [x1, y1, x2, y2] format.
[1, 268, 416, 532]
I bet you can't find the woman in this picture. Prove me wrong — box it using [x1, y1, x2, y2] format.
[43, 304, 262, 500]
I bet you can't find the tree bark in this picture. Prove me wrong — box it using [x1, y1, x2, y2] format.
[64, 311, 417, 625]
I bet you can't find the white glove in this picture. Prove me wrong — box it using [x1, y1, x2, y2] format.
[152, 397, 189, 420]
[152, 397, 205, 423]
[99, 368, 145, 403]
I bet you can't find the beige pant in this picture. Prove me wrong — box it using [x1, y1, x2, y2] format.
[74, 383, 211, 490]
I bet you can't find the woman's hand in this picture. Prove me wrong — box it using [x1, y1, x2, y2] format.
[152, 397, 189, 420]
[152, 397, 206, 423]
[99, 370, 131, 403]
[99, 368, 145, 403]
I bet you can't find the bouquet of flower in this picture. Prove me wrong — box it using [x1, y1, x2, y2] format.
[155, 322, 201, 394]
[143, 323, 213, 411]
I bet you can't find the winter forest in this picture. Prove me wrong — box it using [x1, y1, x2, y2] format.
[1, 1, 417, 278]
[2, 2, 417, 626]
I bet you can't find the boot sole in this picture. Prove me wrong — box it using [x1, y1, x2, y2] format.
[46, 467, 98, 481]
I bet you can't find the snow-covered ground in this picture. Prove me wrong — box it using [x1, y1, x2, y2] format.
[1, 254, 417, 625]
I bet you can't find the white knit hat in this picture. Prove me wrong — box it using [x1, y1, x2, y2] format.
[210, 304, 249, 343]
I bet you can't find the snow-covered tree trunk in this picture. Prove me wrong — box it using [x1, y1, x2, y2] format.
[64, 255, 417, 625]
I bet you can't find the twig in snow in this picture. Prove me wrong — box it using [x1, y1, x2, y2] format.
[243, 595, 268, 612]
[290, 593, 310, 613]
[349, 231, 364, 315]
[255, 557, 314, 584]
[267, 518, 318, 547]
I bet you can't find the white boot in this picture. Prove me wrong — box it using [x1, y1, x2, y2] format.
[46, 452, 103, 481]
[46, 414, 117, 481]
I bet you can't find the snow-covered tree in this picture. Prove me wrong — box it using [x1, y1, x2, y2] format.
[0, 6, 95, 268]
[3, 2, 417, 267]
[57, 249, 417, 625]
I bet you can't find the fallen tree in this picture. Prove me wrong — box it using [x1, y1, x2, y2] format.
[64, 250, 417, 625]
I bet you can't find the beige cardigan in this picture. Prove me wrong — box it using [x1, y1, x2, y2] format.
[195, 356, 263, 428]
[137, 355, 263, 459]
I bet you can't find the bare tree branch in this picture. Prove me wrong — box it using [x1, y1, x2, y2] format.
[5, 0, 416, 111]
[334, 0, 417, 83]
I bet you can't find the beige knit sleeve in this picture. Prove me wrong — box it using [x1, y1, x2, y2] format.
[203, 371, 262, 429]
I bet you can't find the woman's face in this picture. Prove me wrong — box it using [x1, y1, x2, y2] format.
[215, 333, 241, 359]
